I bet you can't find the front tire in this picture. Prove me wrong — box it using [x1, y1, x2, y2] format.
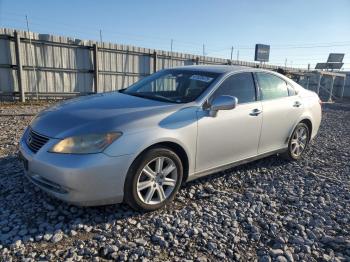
[282, 122, 310, 161]
[124, 147, 183, 211]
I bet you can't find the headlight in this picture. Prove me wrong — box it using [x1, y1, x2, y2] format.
[49, 132, 122, 154]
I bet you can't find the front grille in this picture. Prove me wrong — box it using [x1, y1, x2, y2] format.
[26, 128, 50, 153]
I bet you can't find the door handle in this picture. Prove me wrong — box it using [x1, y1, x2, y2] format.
[250, 108, 262, 116]
[293, 101, 302, 107]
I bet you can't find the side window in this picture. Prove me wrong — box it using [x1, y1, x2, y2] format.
[211, 73, 256, 104]
[255, 73, 289, 100]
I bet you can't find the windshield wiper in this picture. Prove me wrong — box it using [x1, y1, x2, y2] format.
[125, 92, 178, 103]
[153, 94, 180, 103]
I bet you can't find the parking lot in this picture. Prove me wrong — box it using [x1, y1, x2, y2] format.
[0, 101, 349, 261]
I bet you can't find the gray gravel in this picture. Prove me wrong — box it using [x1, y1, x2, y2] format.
[0, 101, 349, 261]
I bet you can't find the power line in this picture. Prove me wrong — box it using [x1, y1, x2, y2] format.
[2, 12, 350, 51]
[273, 43, 350, 49]
[1, 12, 349, 68]
[1, 13, 208, 48]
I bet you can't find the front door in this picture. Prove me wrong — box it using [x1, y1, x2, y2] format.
[196, 72, 263, 173]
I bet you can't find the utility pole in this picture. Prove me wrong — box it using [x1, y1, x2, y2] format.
[99, 29, 103, 43]
[170, 39, 173, 67]
[25, 15, 39, 100]
[285, 58, 287, 69]
[202, 44, 205, 56]
[230, 46, 234, 60]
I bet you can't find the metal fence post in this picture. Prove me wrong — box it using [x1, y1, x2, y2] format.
[340, 76, 346, 100]
[153, 51, 157, 73]
[14, 31, 25, 102]
[316, 74, 321, 95]
[328, 76, 335, 102]
[93, 44, 99, 93]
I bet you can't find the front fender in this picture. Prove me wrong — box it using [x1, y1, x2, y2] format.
[103, 125, 197, 176]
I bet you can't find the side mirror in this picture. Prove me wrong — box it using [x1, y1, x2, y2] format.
[209, 95, 238, 117]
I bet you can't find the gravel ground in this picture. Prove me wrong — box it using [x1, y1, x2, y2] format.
[0, 101, 349, 262]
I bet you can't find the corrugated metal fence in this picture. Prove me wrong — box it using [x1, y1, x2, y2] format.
[0, 28, 315, 101]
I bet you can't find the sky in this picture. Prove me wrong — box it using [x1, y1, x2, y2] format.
[1, 0, 349, 70]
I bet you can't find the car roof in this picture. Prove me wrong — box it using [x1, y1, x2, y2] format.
[171, 65, 252, 74]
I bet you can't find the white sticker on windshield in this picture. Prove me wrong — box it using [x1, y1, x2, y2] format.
[190, 75, 213, 83]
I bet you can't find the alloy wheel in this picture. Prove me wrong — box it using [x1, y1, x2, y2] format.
[136, 156, 178, 205]
[290, 126, 308, 158]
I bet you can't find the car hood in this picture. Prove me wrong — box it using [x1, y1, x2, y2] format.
[30, 92, 185, 138]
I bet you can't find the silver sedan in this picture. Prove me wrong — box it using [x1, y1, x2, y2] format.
[19, 65, 322, 211]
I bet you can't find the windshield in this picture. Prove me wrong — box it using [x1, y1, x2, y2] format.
[122, 69, 220, 103]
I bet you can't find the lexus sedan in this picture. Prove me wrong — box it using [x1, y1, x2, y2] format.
[19, 65, 321, 211]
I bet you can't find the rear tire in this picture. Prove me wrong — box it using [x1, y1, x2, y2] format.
[124, 147, 183, 211]
[282, 122, 310, 161]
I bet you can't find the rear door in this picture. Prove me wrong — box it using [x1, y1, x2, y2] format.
[255, 72, 304, 154]
[196, 72, 263, 172]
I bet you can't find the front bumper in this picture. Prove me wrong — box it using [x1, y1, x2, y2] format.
[19, 134, 135, 206]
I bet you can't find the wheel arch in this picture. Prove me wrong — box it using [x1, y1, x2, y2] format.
[131, 140, 190, 184]
[286, 116, 313, 144]
[299, 118, 313, 140]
